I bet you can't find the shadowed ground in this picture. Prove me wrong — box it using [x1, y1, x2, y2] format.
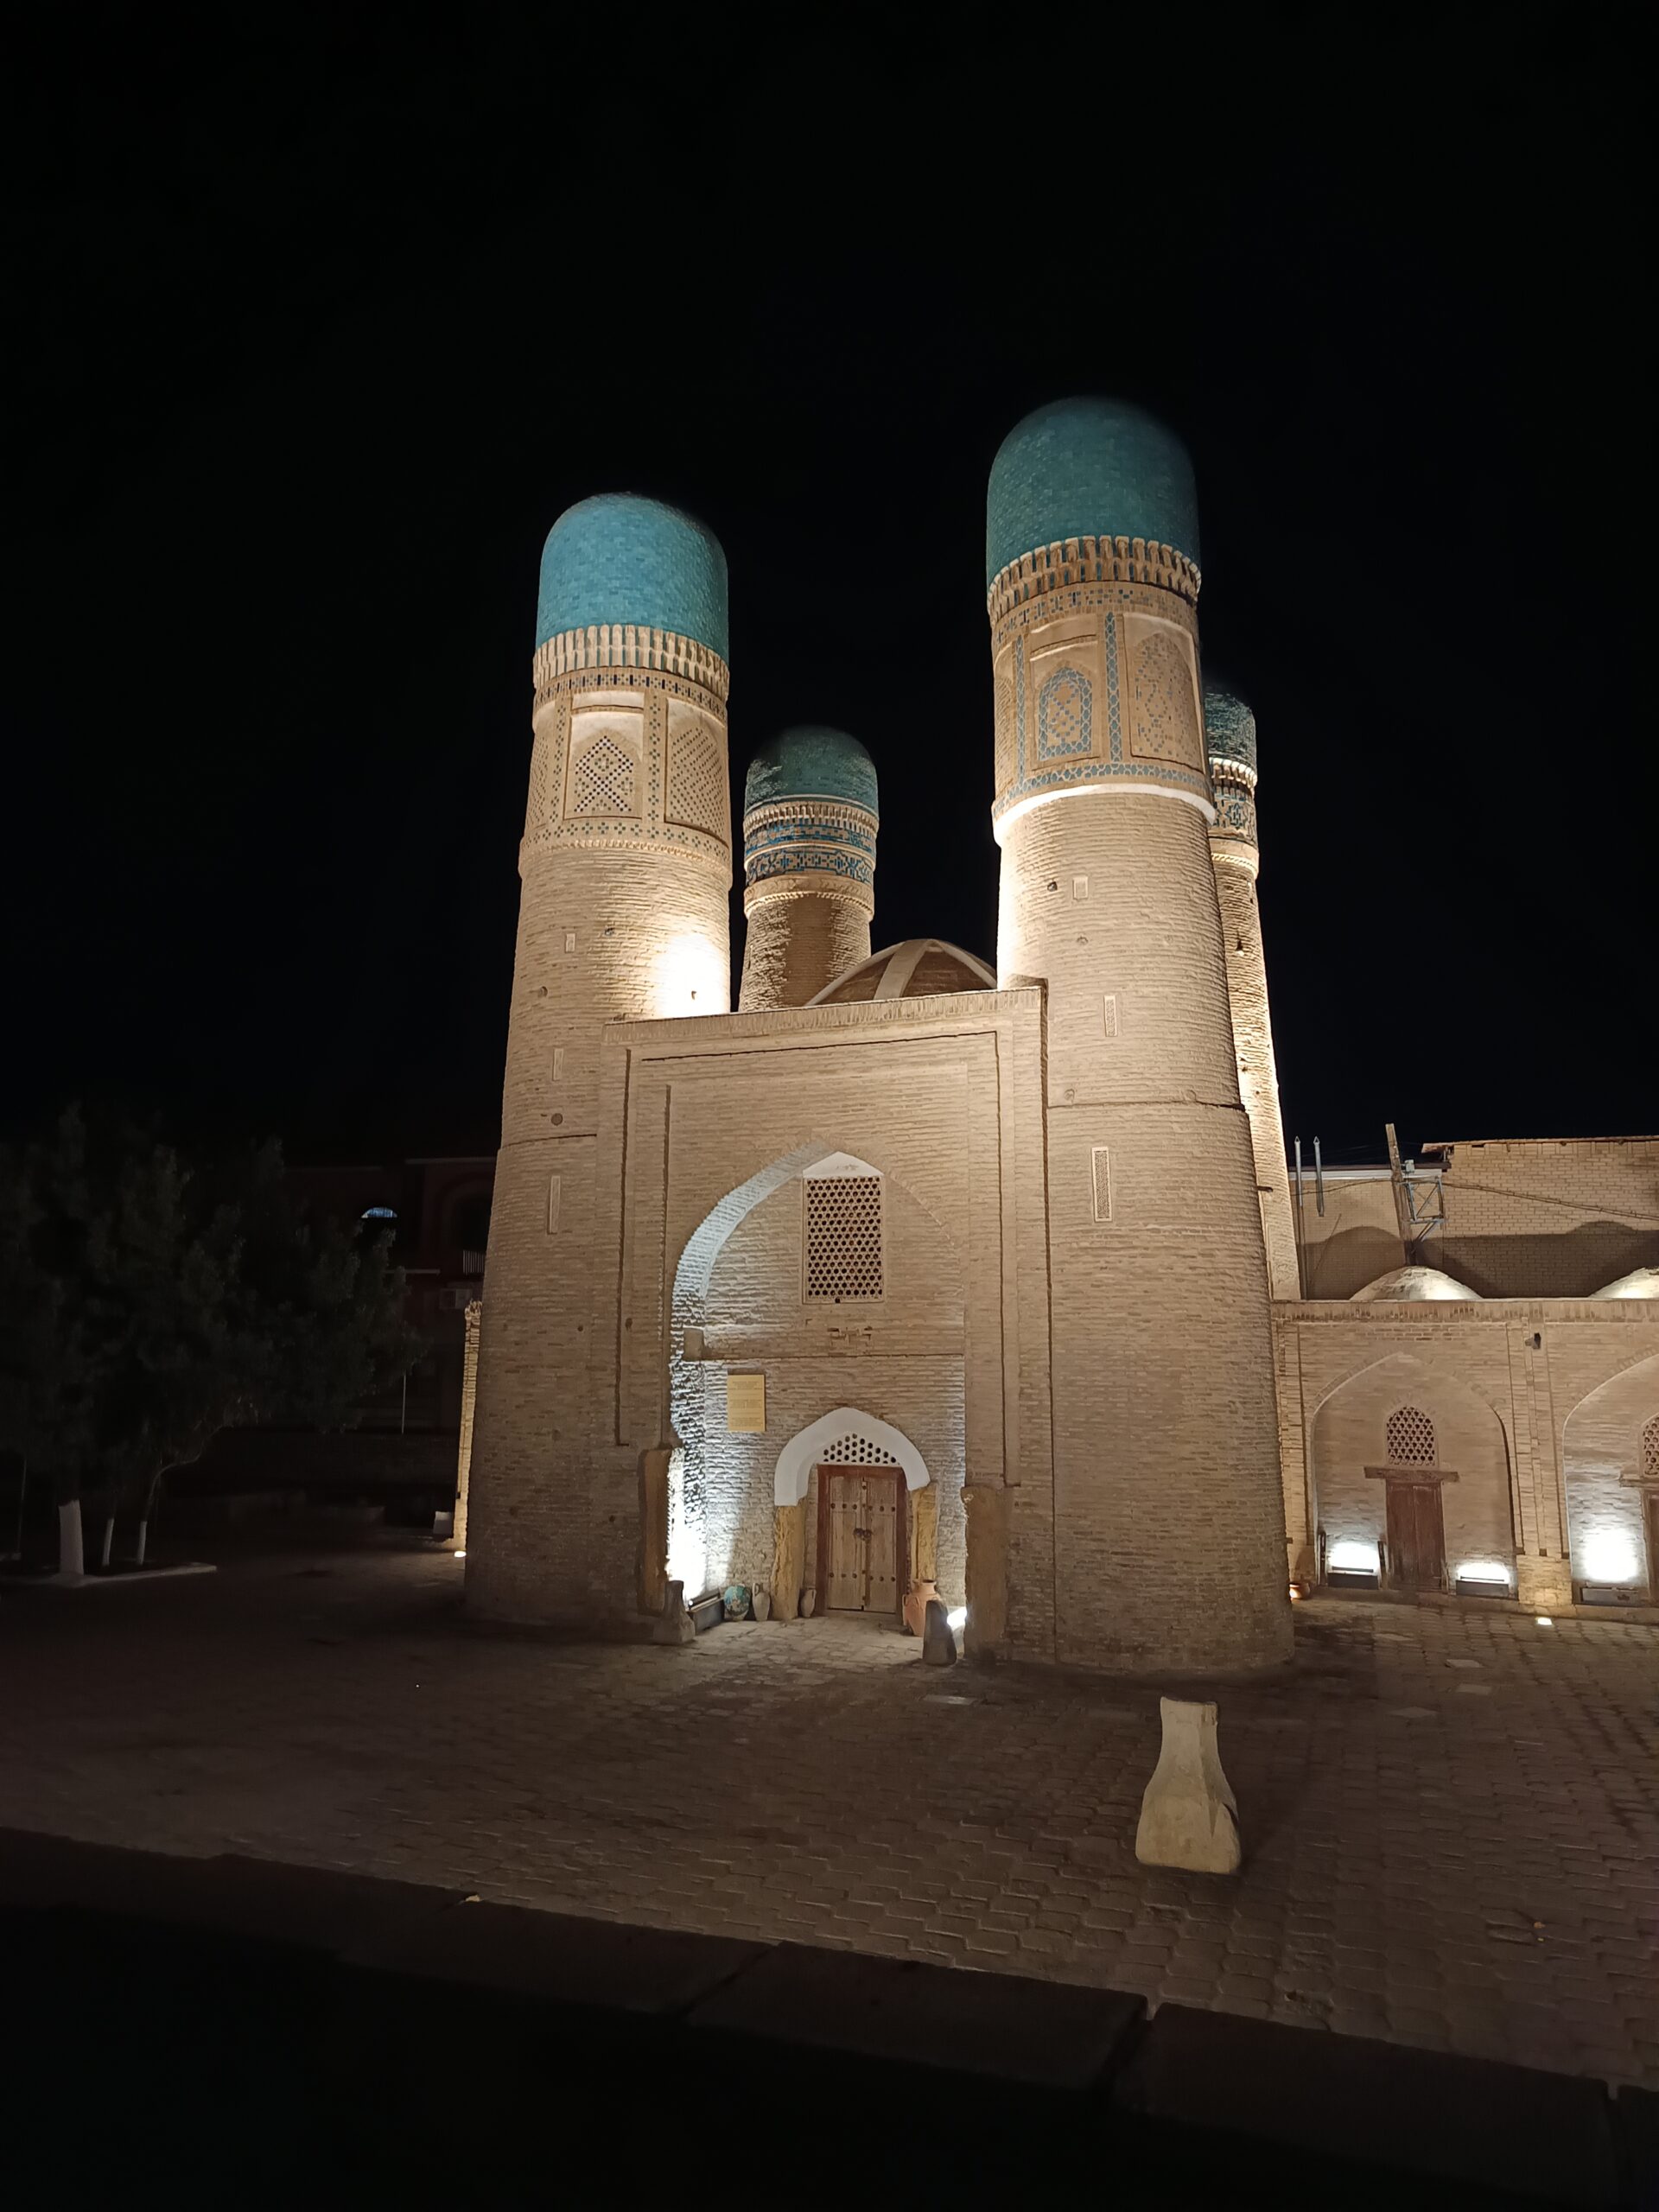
[4, 1526, 1656, 2089]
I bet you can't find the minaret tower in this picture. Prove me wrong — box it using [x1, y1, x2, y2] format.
[738, 727, 879, 1010]
[987, 399, 1291, 1672]
[1204, 683, 1300, 1300]
[467, 495, 733, 1625]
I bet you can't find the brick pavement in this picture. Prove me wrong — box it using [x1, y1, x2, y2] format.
[3, 1530, 1656, 2088]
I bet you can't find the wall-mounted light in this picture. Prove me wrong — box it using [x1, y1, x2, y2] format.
[1580, 1529, 1641, 1584]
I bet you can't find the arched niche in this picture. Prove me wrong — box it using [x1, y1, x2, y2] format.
[1560, 1351, 1659, 1594]
[1309, 1351, 1515, 1590]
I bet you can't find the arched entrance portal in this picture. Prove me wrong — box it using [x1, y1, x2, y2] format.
[773, 1408, 933, 1622]
[664, 1137, 966, 1622]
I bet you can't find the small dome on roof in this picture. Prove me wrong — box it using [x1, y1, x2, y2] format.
[1589, 1266, 1659, 1300]
[808, 939, 995, 1007]
[1352, 1266, 1483, 1303]
[744, 728, 877, 819]
[536, 493, 728, 659]
[1203, 682, 1257, 775]
[986, 397, 1199, 585]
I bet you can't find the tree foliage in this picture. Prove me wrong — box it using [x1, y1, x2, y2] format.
[0, 1109, 420, 1512]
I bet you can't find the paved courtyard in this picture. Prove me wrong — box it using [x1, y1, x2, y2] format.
[3, 1529, 1656, 2089]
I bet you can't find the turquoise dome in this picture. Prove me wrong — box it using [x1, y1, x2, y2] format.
[536, 494, 728, 660]
[1203, 683, 1257, 773]
[986, 398, 1200, 585]
[743, 728, 878, 819]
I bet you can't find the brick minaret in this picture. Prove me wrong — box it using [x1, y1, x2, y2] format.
[987, 398, 1292, 1671]
[1205, 683, 1299, 1300]
[467, 495, 733, 1624]
[738, 727, 879, 1010]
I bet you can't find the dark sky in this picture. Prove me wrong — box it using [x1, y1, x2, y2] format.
[9, 10, 1647, 1166]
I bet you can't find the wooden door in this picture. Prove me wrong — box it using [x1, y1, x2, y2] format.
[864, 1475, 899, 1614]
[1385, 1480, 1446, 1591]
[820, 1469, 903, 1614]
[825, 1472, 863, 1610]
[1643, 1491, 1659, 1599]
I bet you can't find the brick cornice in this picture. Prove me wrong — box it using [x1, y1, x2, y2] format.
[987, 534, 1201, 621]
[533, 623, 730, 702]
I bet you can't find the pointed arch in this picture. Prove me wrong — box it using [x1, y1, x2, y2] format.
[1560, 1351, 1659, 1592]
[1307, 1348, 1505, 1427]
[773, 1408, 930, 1506]
[1309, 1350, 1516, 1590]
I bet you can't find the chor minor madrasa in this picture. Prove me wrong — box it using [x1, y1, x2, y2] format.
[458, 399, 1659, 1666]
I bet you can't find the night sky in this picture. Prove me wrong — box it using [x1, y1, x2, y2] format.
[10, 11, 1646, 1168]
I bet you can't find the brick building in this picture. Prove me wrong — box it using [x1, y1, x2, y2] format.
[461, 399, 1657, 1660]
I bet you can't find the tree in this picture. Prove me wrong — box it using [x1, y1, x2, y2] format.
[0, 1111, 421, 1575]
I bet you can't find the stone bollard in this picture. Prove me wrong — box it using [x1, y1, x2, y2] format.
[653, 1578, 696, 1646]
[1135, 1698, 1240, 1874]
[922, 1598, 957, 1667]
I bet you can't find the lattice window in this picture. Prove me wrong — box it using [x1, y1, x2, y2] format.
[1643, 1414, 1659, 1478]
[1386, 1406, 1436, 1465]
[666, 723, 728, 839]
[819, 1433, 899, 1465]
[804, 1175, 883, 1303]
[570, 734, 636, 817]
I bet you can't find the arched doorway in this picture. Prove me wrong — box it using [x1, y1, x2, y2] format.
[774, 1408, 932, 1620]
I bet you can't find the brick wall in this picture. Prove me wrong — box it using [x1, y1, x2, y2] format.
[1213, 859, 1299, 1299]
[1298, 1174, 1402, 1300]
[1275, 1300, 1659, 1610]
[467, 651, 732, 1629]
[998, 785, 1290, 1671]
[739, 889, 871, 1012]
[1429, 1138, 1659, 1298]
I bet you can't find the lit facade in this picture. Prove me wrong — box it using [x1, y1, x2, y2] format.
[463, 413, 1659, 1656]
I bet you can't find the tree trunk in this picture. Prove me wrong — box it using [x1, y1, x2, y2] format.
[58, 1498, 85, 1580]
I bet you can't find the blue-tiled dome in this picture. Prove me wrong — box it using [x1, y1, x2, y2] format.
[536, 494, 729, 660]
[1203, 683, 1257, 773]
[743, 728, 878, 819]
[986, 398, 1200, 585]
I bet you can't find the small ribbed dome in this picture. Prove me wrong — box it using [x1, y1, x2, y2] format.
[1589, 1266, 1659, 1300]
[1204, 683, 1258, 774]
[808, 939, 995, 1007]
[536, 494, 728, 659]
[986, 397, 1199, 586]
[1352, 1267, 1483, 1303]
[744, 728, 878, 819]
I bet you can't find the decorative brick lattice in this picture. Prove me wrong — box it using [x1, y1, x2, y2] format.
[667, 723, 728, 840]
[1037, 666, 1094, 760]
[1644, 1413, 1659, 1478]
[571, 734, 636, 817]
[818, 1433, 899, 1465]
[1128, 624, 1202, 766]
[995, 667, 1017, 790]
[1386, 1406, 1437, 1465]
[804, 1176, 883, 1303]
